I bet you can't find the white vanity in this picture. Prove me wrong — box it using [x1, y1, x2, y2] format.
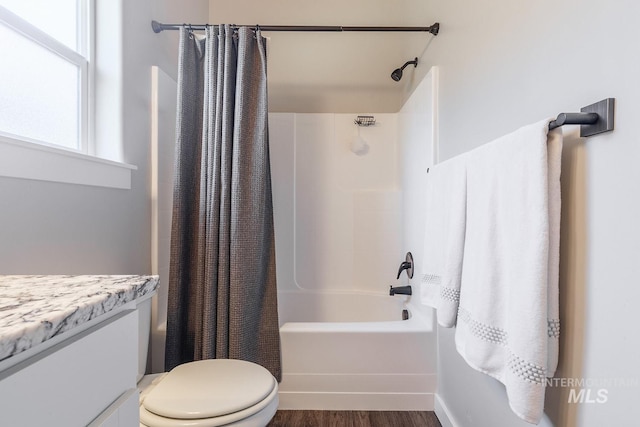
[0, 275, 159, 426]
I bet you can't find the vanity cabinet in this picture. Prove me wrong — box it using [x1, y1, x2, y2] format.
[0, 309, 138, 426]
[0, 275, 159, 427]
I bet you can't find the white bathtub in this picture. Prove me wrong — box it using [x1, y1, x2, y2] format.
[277, 291, 437, 410]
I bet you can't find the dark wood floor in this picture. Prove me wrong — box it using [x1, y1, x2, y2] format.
[267, 411, 442, 427]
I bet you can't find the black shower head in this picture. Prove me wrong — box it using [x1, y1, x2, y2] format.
[390, 68, 403, 82]
[391, 57, 418, 82]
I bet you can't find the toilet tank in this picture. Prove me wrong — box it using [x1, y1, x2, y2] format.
[137, 296, 153, 383]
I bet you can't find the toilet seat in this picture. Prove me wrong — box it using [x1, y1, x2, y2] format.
[140, 359, 278, 427]
[140, 378, 278, 427]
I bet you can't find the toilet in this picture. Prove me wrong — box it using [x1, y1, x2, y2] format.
[136, 298, 279, 427]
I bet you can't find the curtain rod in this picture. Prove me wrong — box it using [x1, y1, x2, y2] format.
[151, 20, 440, 35]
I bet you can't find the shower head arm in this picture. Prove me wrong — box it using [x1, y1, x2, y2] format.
[399, 57, 419, 71]
[390, 57, 418, 82]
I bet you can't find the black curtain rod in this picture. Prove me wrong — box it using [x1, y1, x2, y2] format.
[151, 20, 440, 35]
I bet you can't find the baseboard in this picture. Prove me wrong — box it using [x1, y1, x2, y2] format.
[278, 391, 434, 411]
[434, 394, 458, 427]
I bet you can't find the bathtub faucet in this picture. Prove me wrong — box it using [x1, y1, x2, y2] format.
[389, 285, 412, 296]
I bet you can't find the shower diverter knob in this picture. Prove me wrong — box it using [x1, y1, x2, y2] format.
[396, 252, 414, 279]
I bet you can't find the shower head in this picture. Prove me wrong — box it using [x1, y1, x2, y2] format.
[391, 57, 418, 82]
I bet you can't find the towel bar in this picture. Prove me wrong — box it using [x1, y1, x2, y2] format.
[548, 98, 615, 137]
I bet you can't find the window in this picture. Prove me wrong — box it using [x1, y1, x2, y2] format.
[0, 0, 135, 189]
[0, 0, 93, 153]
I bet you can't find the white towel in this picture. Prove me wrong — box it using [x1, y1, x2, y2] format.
[419, 155, 467, 327]
[454, 120, 562, 424]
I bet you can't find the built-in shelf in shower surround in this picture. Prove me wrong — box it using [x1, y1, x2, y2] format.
[0, 275, 159, 362]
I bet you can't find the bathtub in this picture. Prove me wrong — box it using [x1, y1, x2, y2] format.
[277, 291, 437, 410]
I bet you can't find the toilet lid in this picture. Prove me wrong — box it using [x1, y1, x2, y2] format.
[143, 359, 276, 419]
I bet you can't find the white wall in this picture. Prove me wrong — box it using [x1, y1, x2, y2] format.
[0, 0, 208, 274]
[405, 1, 640, 426]
[269, 113, 402, 296]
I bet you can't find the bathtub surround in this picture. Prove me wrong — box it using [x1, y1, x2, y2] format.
[0, 275, 159, 363]
[269, 112, 402, 294]
[268, 69, 439, 410]
[165, 26, 281, 380]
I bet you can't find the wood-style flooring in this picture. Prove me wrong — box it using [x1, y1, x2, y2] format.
[267, 410, 442, 427]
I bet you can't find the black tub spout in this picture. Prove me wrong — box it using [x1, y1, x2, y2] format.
[389, 285, 412, 296]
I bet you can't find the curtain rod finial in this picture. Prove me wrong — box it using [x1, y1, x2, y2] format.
[151, 20, 163, 33]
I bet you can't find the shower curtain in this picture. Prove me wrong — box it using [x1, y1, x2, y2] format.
[165, 25, 281, 381]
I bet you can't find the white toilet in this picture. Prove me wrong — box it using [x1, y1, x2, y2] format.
[136, 298, 279, 427]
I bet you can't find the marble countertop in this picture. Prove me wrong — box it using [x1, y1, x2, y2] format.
[0, 275, 159, 362]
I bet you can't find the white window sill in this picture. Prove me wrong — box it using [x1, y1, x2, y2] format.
[0, 137, 137, 189]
